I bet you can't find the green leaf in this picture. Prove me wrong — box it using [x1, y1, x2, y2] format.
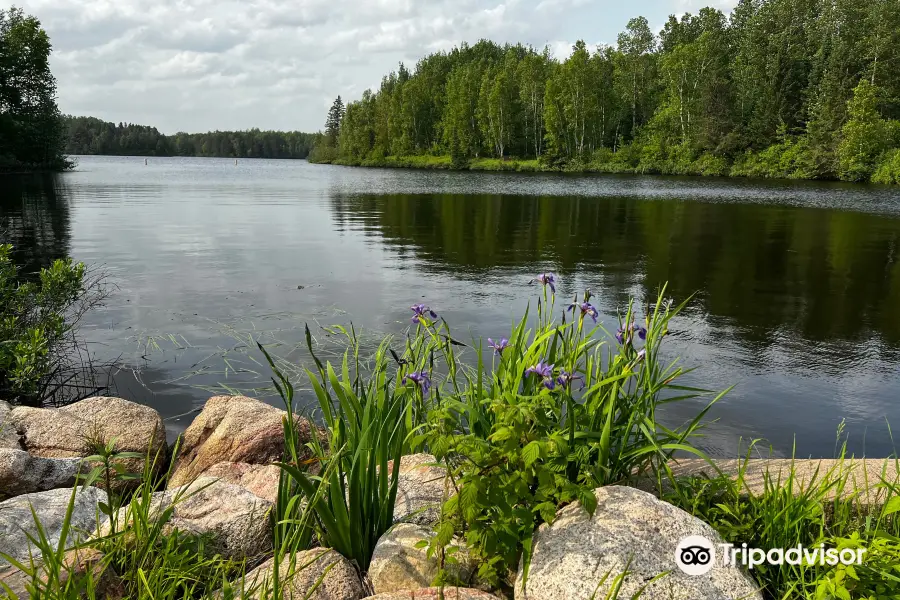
[523, 440, 542, 467]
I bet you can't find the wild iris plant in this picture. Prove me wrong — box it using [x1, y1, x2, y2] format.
[414, 284, 725, 589]
[260, 280, 722, 590]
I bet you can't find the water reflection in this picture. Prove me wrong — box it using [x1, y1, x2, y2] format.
[331, 193, 900, 352]
[0, 175, 72, 274]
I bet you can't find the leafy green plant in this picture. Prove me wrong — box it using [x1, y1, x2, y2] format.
[413, 285, 722, 587]
[0, 242, 106, 406]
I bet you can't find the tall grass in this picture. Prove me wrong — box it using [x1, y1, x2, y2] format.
[661, 439, 900, 599]
[262, 323, 408, 576]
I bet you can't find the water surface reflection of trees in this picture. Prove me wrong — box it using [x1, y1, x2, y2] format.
[331, 193, 900, 347]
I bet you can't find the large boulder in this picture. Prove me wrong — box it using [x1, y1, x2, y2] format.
[0, 487, 108, 568]
[169, 395, 318, 488]
[393, 454, 449, 527]
[0, 401, 21, 450]
[229, 548, 364, 600]
[368, 524, 475, 595]
[0, 448, 83, 500]
[515, 485, 762, 600]
[203, 461, 281, 503]
[363, 589, 501, 600]
[9, 397, 167, 491]
[104, 477, 272, 560]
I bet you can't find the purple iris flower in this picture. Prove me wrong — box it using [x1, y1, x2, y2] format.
[532, 273, 557, 294]
[616, 321, 648, 344]
[410, 304, 438, 323]
[556, 370, 585, 390]
[636, 349, 647, 361]
[402, 371, 432, 394]
[524, 362, 554, 379]
[568, 301, 599, 323]
[487, 338, 510, 354]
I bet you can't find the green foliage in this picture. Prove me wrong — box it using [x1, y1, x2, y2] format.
[308, 143, 340, 164]
[0, 243, 97, 404]
[263, 324, 408, 572]
[0, 438, 244, 600]
[663, 442, 900, 599]
[322, 1, 900, 183]
[418, 288, 721, 587]
[325, 96, 345, 147]
[730, 135, 820, 180]
[838, 81, 897, 182]
[0, 7, 68, 172]
[872, 149, 900, 185]
[64, 115, 318, 159]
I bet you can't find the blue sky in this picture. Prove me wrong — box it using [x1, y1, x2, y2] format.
[20, 0, 736, 133]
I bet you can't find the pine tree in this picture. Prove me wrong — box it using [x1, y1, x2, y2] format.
[325, 96, 345, 147]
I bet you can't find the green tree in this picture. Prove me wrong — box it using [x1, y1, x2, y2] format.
[0, 7, 67, 171]
[615, 17, 657, 138]
[838, 80, 896, 181]
[325, 95, 345, 146]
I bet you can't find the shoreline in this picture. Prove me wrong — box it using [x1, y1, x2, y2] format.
[311, 154, 897, 184]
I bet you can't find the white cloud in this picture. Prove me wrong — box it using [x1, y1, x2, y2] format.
[18, 0, 706, 132]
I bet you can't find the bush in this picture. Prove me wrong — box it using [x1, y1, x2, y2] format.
[308, 144, 339, 164]
[872, 149, 900, 185]
[417, 287, 722, 587]
[0, 243, 105, 405]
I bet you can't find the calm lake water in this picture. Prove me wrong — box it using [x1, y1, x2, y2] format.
[3, 155, 900, 457]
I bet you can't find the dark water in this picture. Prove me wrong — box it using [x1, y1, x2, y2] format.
[3, 156, 900, 457]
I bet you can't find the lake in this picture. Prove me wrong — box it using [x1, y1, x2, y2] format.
[2, 155, 900, 458]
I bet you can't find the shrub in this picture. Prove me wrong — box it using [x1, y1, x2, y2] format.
[308, 144, 339, 164]
[872, 149, 900, 185]
[417, 286, 722, 587]
[0, 243, 105, 405]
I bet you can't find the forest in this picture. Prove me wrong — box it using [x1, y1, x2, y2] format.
[64, 116, 318, 159]
[0, 7, 68, 172]
[320, 0, 900, 183]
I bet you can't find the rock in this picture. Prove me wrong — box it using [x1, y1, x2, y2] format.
[369, 524, 474, 595]
[363, 588, 501, 600]
[104, 477, 272, 560]
[0, 565, 29, 599]
[8, 405, 86, 457]
[0, 448, 83, 500]
[202, 462, 282, 503]
[515, 485, 763, 600]
[11, 397, 166, 460]
[169, 395, 318, 489]
[230, 548, 364, 600]
[393, 454, 449, 527]
[8, 397, 167, 492]
[0, 401, 21, 450]
[0, 487, 108, 568]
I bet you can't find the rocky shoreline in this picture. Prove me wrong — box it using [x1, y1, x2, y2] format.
[2, 395, 895, 600]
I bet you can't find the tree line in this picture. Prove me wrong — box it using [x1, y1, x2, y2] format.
[64, 116, 318, 159]
[0, 7, 67, 172]
[321, 0, 900, 183]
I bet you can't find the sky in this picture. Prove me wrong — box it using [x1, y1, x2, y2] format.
[20, 0, 735, 134]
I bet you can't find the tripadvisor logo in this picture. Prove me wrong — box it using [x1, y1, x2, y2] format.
[675, 536, 866, 576]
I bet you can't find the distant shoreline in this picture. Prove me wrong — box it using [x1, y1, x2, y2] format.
[310, 154, 896, 184]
